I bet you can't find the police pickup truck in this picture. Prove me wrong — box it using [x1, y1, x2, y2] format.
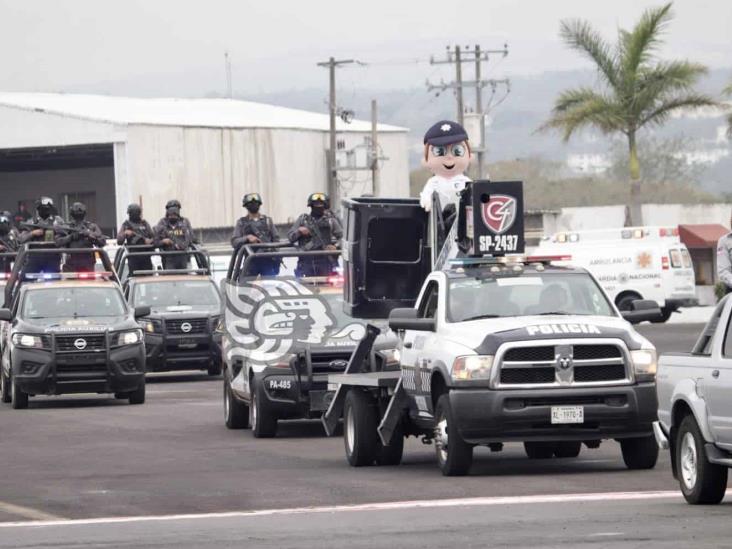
[324, 181, 664, 475]
[0, 246, 149, 408]
[654, 295, 732, 504]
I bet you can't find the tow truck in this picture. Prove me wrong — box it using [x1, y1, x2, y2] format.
[322, 181, 664, 475]
[114, 245, 223, 376]
[0, 245, 149, 408]
[221, 243, 398, 437]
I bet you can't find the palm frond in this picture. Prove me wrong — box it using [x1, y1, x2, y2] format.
[631, 61, 708, 114]
[619, 2, 674, 78]
[560, 19, 618, 87]
[640, 94, 720, 127]
[541, 91, 624, 140]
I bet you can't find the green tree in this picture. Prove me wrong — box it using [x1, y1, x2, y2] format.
[541, 2, 718, 225]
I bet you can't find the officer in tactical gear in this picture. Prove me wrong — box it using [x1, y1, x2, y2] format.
[19, 196, 66, 273]
[231, 193, 281, 277]
[118, 203, 155, 274]
[154, 199, 194, 270]
[718, 210, 732, 296]
[0, 213, 19, 272]
[55, 202, 106, 272]
[287, 192, 343, 277]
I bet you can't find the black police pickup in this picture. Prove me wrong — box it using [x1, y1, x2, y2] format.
[116, 246, 223, 376]
[0, 247, 149, 408]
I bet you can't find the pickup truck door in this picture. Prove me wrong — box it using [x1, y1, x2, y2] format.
[705, 311, 732, 447]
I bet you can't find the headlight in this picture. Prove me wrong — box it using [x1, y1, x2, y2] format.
[115, 329, 143, 347]
[11, 333, 47, 349]
[452, 355, 493, 380]
[630, 349, 657, 378]
[211, 315, 223, 333]
[138, 319, 159, 333]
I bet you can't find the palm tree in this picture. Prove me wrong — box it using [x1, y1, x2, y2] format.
[542, 3, 718, 225]
[725, 83, 732, 137]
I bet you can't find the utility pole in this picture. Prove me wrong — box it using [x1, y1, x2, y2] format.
[454, 46, 464, 126]
[474, 45, 485, 178]
[370, 99, 380, 196]
[317, 57, 355, 202]
[224, 52, 232, 98]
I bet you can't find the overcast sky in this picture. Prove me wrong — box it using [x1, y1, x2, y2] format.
[0, 0, 730, 97]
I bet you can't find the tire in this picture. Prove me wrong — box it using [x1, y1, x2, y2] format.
[250, 381, 277, 438]
[651, 307, 673, 324]
[1, 368, 11, 404]
[207, 361, 222, 377]
[128, 380, 146, 405]
[676, 415, 728, 504]
[434, 394, 473, 476]
[376, 418, 404, 466]
[224, 378, 249, 429]
[620, 435, 658, 470]
[10, 377, 28, 409]
[554, 441, 581, 458]
[343, 389, 379, 467]
[524, 441, 555, 459]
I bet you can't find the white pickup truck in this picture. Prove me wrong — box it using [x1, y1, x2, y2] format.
[655, 295, 732, 504]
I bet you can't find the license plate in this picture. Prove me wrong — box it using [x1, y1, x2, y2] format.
[551, 406, 584, 424]
[177, 339, 198, 349]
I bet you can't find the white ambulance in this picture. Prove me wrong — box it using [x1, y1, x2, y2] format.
[533, 227, 696, 322]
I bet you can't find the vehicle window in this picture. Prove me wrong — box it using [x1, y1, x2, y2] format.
[680, 248, 692, 269]
[669, 249, 682, 268]
[23, 287, 126, 319]
[693, 298, 726, 356]
[447, 272, 614, 322]
[133, 280, 220, 309]
[418, 281, 439, 319]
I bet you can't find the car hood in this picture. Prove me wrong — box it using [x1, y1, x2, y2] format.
[147, 305, 220, 318]
[18, 315, 135, 333]
[438, 315, 649, 354]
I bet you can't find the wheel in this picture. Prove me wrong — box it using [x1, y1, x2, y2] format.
[375, 418, 404, 466]
[434, 394, 473, 476]
[224, 378, 249, 429]
[676, 415, 728, 504]
[620, 435, 658, 470]
[1, 368, 11, 404]
[651, 307, 673, 324]
[250, 380, 277, 438]
[343, 389, 379, 467]
[554, 441, 581, 458]
[207, 361, 222, 377]
[11, 376, 28, 409]
[524, 441, 555, 459]
[128, 380, 146, 405]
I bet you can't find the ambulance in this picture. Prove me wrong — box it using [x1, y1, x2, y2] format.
[533, 227, 696, 322]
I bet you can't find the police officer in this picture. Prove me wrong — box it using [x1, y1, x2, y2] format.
[718, 211, 732, 296]
[287, 192, 342, 277]
[0, 213, 19, 272]
[55, 202, 106, 272]
[19, 197, 66, 273]
[154, 199, 194, 270]
[231, 193, 280, 277]
[118, 203, 155, 274]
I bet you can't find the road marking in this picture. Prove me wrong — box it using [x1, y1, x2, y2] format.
[0, 490, 694, 529]
[0, 501, 63, 522]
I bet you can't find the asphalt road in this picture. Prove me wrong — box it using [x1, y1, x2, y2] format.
[1, 322, 727, 548]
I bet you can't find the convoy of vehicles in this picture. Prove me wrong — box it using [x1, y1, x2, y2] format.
[655, 294, 732, 504]
[533, 226, 697, 322]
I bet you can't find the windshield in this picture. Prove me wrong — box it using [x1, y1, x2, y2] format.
[134, 280, 221, 309]
[448, 272, 615, 322]
[23, 287, 126, 319]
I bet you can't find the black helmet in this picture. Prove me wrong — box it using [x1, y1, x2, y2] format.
[0, 214, 9, 225]
[127, 203, 142, 215]
[70, 202, 86, 218]
[0, 210, 11, 218]
[242, 192, 262, 206]
[165, 199, 181, 210]
[36, 196, 54, 209]
[307, 192, 328, 207]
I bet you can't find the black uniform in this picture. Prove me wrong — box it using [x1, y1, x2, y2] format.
[19, 214, 66, 273]
[232, 214, 280, 277]
[117, 218, 155, 274]
[55, 220, 106, 272]
[154, 216, 194, 270]
[287, 213, 343, 277]
[0, 227, 19, 272]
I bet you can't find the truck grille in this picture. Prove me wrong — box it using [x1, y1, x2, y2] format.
[495, 340, 629, 388]
[309, 352, 352, 373]
[55, 334, 106, 353]
[166, 318, 209, 334]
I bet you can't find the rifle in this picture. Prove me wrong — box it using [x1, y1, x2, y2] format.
[301, 215, 338, 268]
[55, 224, 111, 241]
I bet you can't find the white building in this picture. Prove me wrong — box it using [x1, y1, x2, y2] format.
[0, 93, 409, 235]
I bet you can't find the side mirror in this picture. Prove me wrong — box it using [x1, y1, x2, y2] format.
[0, 308, 11, 322]
[133, 305, 151, 319]
[620, 299, 663, 324]
[388, 307, 436, 332]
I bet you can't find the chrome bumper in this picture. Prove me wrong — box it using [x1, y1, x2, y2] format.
[653, 421, 669, 450]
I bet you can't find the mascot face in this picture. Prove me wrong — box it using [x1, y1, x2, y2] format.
[423, 141, 471, 179]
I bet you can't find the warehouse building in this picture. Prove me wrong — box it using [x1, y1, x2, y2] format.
[0, 93, 409, 236]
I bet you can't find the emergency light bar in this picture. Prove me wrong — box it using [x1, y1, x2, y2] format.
[448, 254, 573, 269]
[24, 271, 115, 281]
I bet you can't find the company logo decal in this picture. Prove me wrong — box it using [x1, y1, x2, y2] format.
[481, 195, 517, 234]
